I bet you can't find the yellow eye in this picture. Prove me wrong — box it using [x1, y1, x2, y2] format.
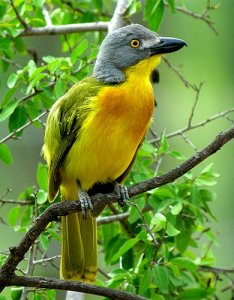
[130, 39, 140, 48]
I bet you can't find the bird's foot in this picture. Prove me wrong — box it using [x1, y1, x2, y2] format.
[114, 183, 129, 207]
[78, 189, 93, 220]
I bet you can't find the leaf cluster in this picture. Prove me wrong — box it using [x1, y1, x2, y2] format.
[97, 138, 220, 299]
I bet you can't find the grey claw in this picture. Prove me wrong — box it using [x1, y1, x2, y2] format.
[78, 189, 93, 219]
[115, 184, 129, 207]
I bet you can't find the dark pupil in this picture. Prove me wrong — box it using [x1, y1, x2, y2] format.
[133, 40, 138, 46]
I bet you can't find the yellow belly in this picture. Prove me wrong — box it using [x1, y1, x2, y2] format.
[60, 79, 154, 191]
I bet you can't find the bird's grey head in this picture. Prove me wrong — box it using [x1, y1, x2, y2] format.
[93, 24, 186, 84]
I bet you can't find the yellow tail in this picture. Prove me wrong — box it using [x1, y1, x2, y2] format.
[60, 183, 97, 282]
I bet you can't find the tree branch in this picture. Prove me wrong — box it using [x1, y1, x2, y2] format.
[0, 111, 49, 145]
[10, 0, 30, 30]
[0, 126, 233, 294]
[1, 275, 147, 300]
[19, 22, 108, 37]
[108, 0, 129, 32]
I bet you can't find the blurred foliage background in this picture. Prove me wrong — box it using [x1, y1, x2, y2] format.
[0, 0, 233, 299]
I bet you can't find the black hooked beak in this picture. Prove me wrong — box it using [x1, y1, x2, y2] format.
[150, 37, 187, 56]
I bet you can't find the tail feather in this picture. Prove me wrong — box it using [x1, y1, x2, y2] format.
[60, 185, 97, 282]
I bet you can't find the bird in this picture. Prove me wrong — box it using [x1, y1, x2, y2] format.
[42, 24, 186, 282]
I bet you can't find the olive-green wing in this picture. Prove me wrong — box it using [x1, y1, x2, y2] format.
[42, 77, 106, 201]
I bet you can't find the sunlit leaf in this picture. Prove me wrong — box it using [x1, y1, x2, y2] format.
[166, 222, 180, 236]
[11, 287, 23, 300]
[171, 257, 197, 271]
[0, 143, 13, 164]
[0, 101, 19, 122]
[71, 39, 88, 63]
[36, 162, 48, 191]
[37, 190, 48, 204]
[39, 233, 49, 251]
[112, 237, 139, 262]
[7, 73, 18, 88]
[7, 206, 21, 227]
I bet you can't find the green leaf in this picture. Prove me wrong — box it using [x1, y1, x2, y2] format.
[175, 219, 192, 253]
[7, 73, 18, 88]
[1, 86, 17, 107]
[0, 101, 19, 122]
[71, 39, 88, 63]
[46, 289, 56, 299]
[180, 288, 215, 299]
[170, 257, 197, 271]
[21, 205, 33, 227]
[139, 268, 152, 296]
[33, 0, 45, 8]
[47, 228, 61, 241]
[171, 201, 183, 215]
[54, 78, 67, 99]
[39, 233, 49, 250]
[153, 264, 169, 293]
[27, 60, 37, 77]
[36, 163, 48, 191]
[0, 295, 7, 300]
[8, 105, 28, 135]
[166, 222, 180, 236]
[7, 206, 21, 227]
[148, 0, 164, 31]
[112, 237, 139, 262]
[195, 173, 218, 186]
[0, 144, 13, 164]
[11, 287, 23, 300]
[169, 150, 186, 160]
[151, 294, 165, 300]
[37, 190, 48, 204]
[157, 130, 168, 155]
[167, 0, 176, 13]
[144, 0, 161, 20]
[108, 268, 131, 283]
[151, 212, 166, 232]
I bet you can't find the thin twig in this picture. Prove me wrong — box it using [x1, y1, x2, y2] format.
[33, 255, 60, 265]
[162, 57, 197, 90]
[164, 0, 218, 34]
[179, 132, 197, 151]
[129, 201, 159, 248]
[199, 266, 234, 274]
[10, 0, 30, 30]
[187, 82, 204, 128]
[97, 212, 129, 225]
[0, 198, 33, 205]
[150, 108, 234, 143]
[0, 56, 22, 68]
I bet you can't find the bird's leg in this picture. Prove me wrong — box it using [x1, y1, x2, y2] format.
[114, 183, 129, 207]
[77, 181, 93, 220]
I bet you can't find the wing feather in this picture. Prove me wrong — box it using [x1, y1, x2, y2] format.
[42, 77, 105, 201]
